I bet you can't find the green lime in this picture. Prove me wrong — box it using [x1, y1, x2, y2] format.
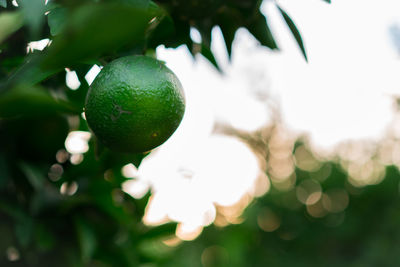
[84, 55, 185, 153]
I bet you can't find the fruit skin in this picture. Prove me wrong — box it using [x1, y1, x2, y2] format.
[84, 55, 185, 153]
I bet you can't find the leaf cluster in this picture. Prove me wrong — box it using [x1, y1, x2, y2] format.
[0, 0, 331, 266]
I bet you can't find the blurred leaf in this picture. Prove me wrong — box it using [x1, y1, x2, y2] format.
[0, 84, 80, 118]
[0, 11, 24, 44]
[0, 0, 6, 8]
[42, 3, 155, 69]
[199, 43, 221, 72]
[89, 181, 133, 225]
[19, 162, 45, 191]
[198, 25, 212, 48]
[94, 138, 148, 168]
[0, 201, 27, 222]
[35, 223, 55, 251]
[146, 12, 175, 47]
[323, 0, 331, 3]
[1, 115, 69, 162]
[277, 5, 308, 61]
[217, 7, 241, 59]
[15, 217, 34, 247]
[219, 24, 236, 59]
[122, 0, 149, 8]
[75, 218, 97, 263]
[47, 6, 68, 36]
[130, 152, 148, 168]
[247, 13, 278, 50]
[1, 53, 63, 93]
[19, 0, 46, 38]
[138, 223, 176, 241]
[147, 7, 192, 51]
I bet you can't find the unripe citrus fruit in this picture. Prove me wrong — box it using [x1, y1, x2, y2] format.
[84, 55, 185, 153]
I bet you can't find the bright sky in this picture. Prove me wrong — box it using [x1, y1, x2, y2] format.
[263, 0, 400, 148]
[158, 0, 400, 150]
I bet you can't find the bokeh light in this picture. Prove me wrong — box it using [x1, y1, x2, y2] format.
[65, 68, 81, 90]
[64, 131, 91, 154]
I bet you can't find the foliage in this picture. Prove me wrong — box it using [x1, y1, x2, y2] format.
[7, 1, 400, 267]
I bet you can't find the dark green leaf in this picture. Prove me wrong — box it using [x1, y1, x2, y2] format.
[75, 218, 97, 263]
[0, 0, 6, 8]
[2, 53, 63, 92]
[15, 217, 34, 247]
[219, 26, 235, 59]
[198, 25, 212, 48]
[0, 84, 80, 118]
[247, 13, 278, 50]
[47, 7, 68, 36]
[215, 7, 241, 59]
[199, 43, 221, 72]
[121, 0, 149, 8]
[19, 0, 46, 38]
[138, 223, 177, 240]
[100, 148, 148, 171]
[146, 13, 175, 48]
[130, 152, 148, 168]
[277, 5, 308, 61]
[34, 224, 55, 251]
[19, 162, 45, 191]
[0, 202, 28, 221]
[323, 0, 331, 3]
[42, 3, 153, 69]
[0, 11, 24, 44]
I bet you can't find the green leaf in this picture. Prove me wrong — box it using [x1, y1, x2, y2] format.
[198, 26, 212, 48]
[47, 6, 68, 36]
[147, 12, 175, 48]
[0, 202, 28, 222]
[277, 5, 308, 61]
[138, 223, 176, 240]
[215, 7, 242, 60]
[15, 217, 34, 247]
[42, 3, 152, 69]
[247, 13, 278, 50]
[0, 0, 6, 8]
[199, 43, 221, 72]
[0, 84, 80, 118]
[34, 223, 55, 252]
[323, 0, 331, 3]
[219, 24, 236, 59]
[2, 53, 63, 92]
[75, 218, 97, 263]
[19, 162, 45, 191]
[19, 0, 46, 38]
[0, 11, 24, 44]
[121, 0, 149, 8]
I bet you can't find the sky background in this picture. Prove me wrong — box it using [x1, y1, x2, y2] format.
[158, 0, 400, 150]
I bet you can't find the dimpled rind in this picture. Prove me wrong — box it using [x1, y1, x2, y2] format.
[84, 55, 185, 153]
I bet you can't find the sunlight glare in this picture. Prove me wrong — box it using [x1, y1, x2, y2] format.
[64, 131, 91, 154]
[122, 179, 149, 199]
[65, 69, 81, 90]
[85, 65, 102, 85]
[176, 223, 203, 241]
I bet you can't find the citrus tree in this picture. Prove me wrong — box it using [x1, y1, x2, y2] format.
[10, 1, 400, 267]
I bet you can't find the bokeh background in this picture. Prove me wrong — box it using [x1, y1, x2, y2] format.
[2, 0, 400, 266]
